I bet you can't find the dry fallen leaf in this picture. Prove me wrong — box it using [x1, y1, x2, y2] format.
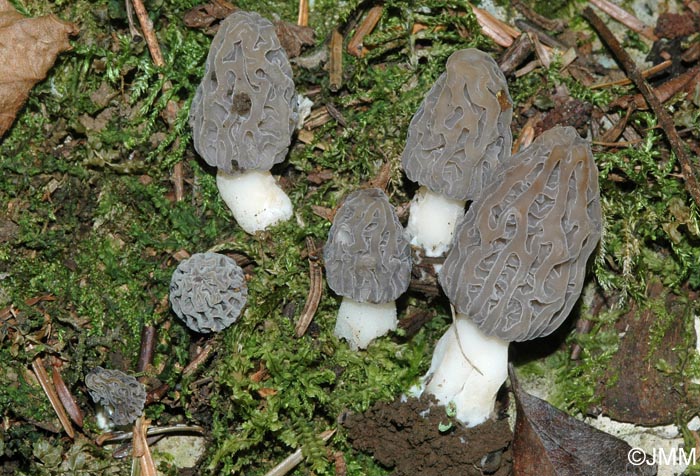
[511, 368, 657, 476]
[0, 0, 78, 137]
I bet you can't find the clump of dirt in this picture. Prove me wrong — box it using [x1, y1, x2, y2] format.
[343, 396, 512, 476]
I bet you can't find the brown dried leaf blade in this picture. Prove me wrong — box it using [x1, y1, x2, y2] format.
[0, 0, 78, 137]
[512, 372, 657, 476]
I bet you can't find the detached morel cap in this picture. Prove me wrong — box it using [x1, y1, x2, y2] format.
[439, 126, 602, 342]
[189, 10, 297, 173]
[401, 48, 513, 202]
[169, 252, 248, 333]
[85, 367, 146, 426]
[324, 188, 412, 304]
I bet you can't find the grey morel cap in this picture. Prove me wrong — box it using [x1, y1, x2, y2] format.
[401, 48, 513, 202]
[324, 188, 412, 304]
[85, 367, 146, 426]
[189, 10, 297, 173]
[169, 252, 248, 333]
[439, 126, 602, 342]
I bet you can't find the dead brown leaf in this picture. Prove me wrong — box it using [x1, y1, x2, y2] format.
[0, 0, 78, 137]
[511, 368, 657, 475]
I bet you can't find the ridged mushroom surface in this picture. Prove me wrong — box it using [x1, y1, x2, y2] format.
[439, 126, 602, 342]
[169, 252, 248, 333]
[85, 367, 146, 426]
[401, 48, 513, 201]
[324, 188, 412, 304]
[189, 10, 297, 173]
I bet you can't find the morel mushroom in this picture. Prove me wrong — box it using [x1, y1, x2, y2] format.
[324, 188, 412, 350]
[170, 252, 248, 333]
[401, 48, 513, 257]
[85, 367, 146, 427]
[421, 126, 602, 427]
[189, 10, 297, 234]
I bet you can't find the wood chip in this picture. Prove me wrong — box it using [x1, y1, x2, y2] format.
[329, 29, 343, 91]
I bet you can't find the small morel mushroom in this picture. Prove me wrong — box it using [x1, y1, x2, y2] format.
[189, 10, 297, 234]
[324, 188, 412, 350]
[401, 48, 513, 257]
[85, 367, 146, 427]
[170, 252, 248, 333]
[421, 126, 602, 427]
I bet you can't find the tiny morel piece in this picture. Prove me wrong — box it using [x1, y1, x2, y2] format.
[85, 367, 146, 427]
[170, 252, 248, 333]
[421, 126, 602, 427]
[189, 10, 297, 234]
[324, 188, 412, 350]
[401, 48, 513, 257]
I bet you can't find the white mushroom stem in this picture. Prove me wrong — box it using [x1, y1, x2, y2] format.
[406, 186, 465, 257]
[216, 169, 293, 234]
[420, 316, 509, 427]
[334, 298, 397, 351]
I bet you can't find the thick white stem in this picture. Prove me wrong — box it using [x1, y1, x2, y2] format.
[420, 316, 509, 427]
[334, 298, 397, 351]
[216, 170, 293, 234]
[406, 186, 465, 257]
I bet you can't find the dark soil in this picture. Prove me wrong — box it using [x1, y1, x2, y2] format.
[343, 396, 512, 476]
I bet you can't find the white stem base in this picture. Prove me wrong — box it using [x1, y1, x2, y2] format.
[406, 186, 465, 257]
[334, 298, 397, 351]
[216, 170, 293, 234]
[420, 316, 509, 427]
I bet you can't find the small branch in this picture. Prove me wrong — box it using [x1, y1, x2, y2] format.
[590, 60, 672, 89]
[329, 29, 343, 91]
[347, 6, 383, 58]
[182, 341, 216, 377]
[583, 7, 700, 208]
[130, 0, 165, 67]
[264, 429, 336, 476]
[136, 324, 157, 374]
[298, 0, 308, 27]
[588, 0, 657, 41]
[96, 425, 206, 446]
[295, 237, 323, 337]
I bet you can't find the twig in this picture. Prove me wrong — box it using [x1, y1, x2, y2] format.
[590, 60, 672, 89]
[130, 0, 165, 67]
[32, 356, 74, 438]
[172, 162, 184, 201]
[583, 7, 700, 207]
[512, 0, 566, 33]
[295, 237, 323, 337]
[347, 6, 383, 57]
[498, 33, 534, 75]
[136, 324, 156, 374]
[182, 341, 216, 377]
[329, 29, 343, 91]
[588, 0, 657, 41]
[609, 65, 700, 110]
[470, 4, 519, 47]
[298, 0, 308, 27]
[129, 0, 182, 189]
[514, 20, 568, 50]
[263, 429, 336, 476]
[96, 424, 206, 446]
